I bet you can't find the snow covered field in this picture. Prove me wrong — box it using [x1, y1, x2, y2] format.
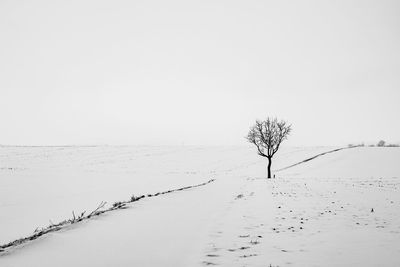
[1, 145, 399, 266]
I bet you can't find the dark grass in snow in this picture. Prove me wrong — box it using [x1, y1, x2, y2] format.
[274, 146, 361, 172]
[0, 178, 216, 254]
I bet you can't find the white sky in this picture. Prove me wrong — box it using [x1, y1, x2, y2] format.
[1, 0, 399, 146]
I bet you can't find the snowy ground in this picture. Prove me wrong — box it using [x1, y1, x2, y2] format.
[0, 145, 399, 266]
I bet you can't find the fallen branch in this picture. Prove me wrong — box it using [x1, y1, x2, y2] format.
[0, 178, 215, 253]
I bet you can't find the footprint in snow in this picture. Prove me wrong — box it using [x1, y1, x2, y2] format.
[240, 254, 258, 258]
[235, 194, 244, 200]
[202, 261, 218, 266]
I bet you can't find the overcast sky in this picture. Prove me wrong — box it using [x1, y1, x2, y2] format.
[0, 0, 399, 146]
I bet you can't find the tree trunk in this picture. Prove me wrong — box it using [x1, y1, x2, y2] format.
[267, 157, 272, 178]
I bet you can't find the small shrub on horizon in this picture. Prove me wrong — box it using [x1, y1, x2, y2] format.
[377, 140, 386, 147]
[387, 143, 400, 147]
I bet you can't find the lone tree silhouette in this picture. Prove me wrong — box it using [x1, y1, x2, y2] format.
[246, 117, 292, 178]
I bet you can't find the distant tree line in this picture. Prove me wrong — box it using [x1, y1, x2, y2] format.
[348, 140, 399, 148]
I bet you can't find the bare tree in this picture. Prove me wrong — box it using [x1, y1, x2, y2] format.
[246, 117, 292, 178]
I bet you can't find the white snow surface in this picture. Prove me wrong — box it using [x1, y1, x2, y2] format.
[0, 145, 399, 266]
